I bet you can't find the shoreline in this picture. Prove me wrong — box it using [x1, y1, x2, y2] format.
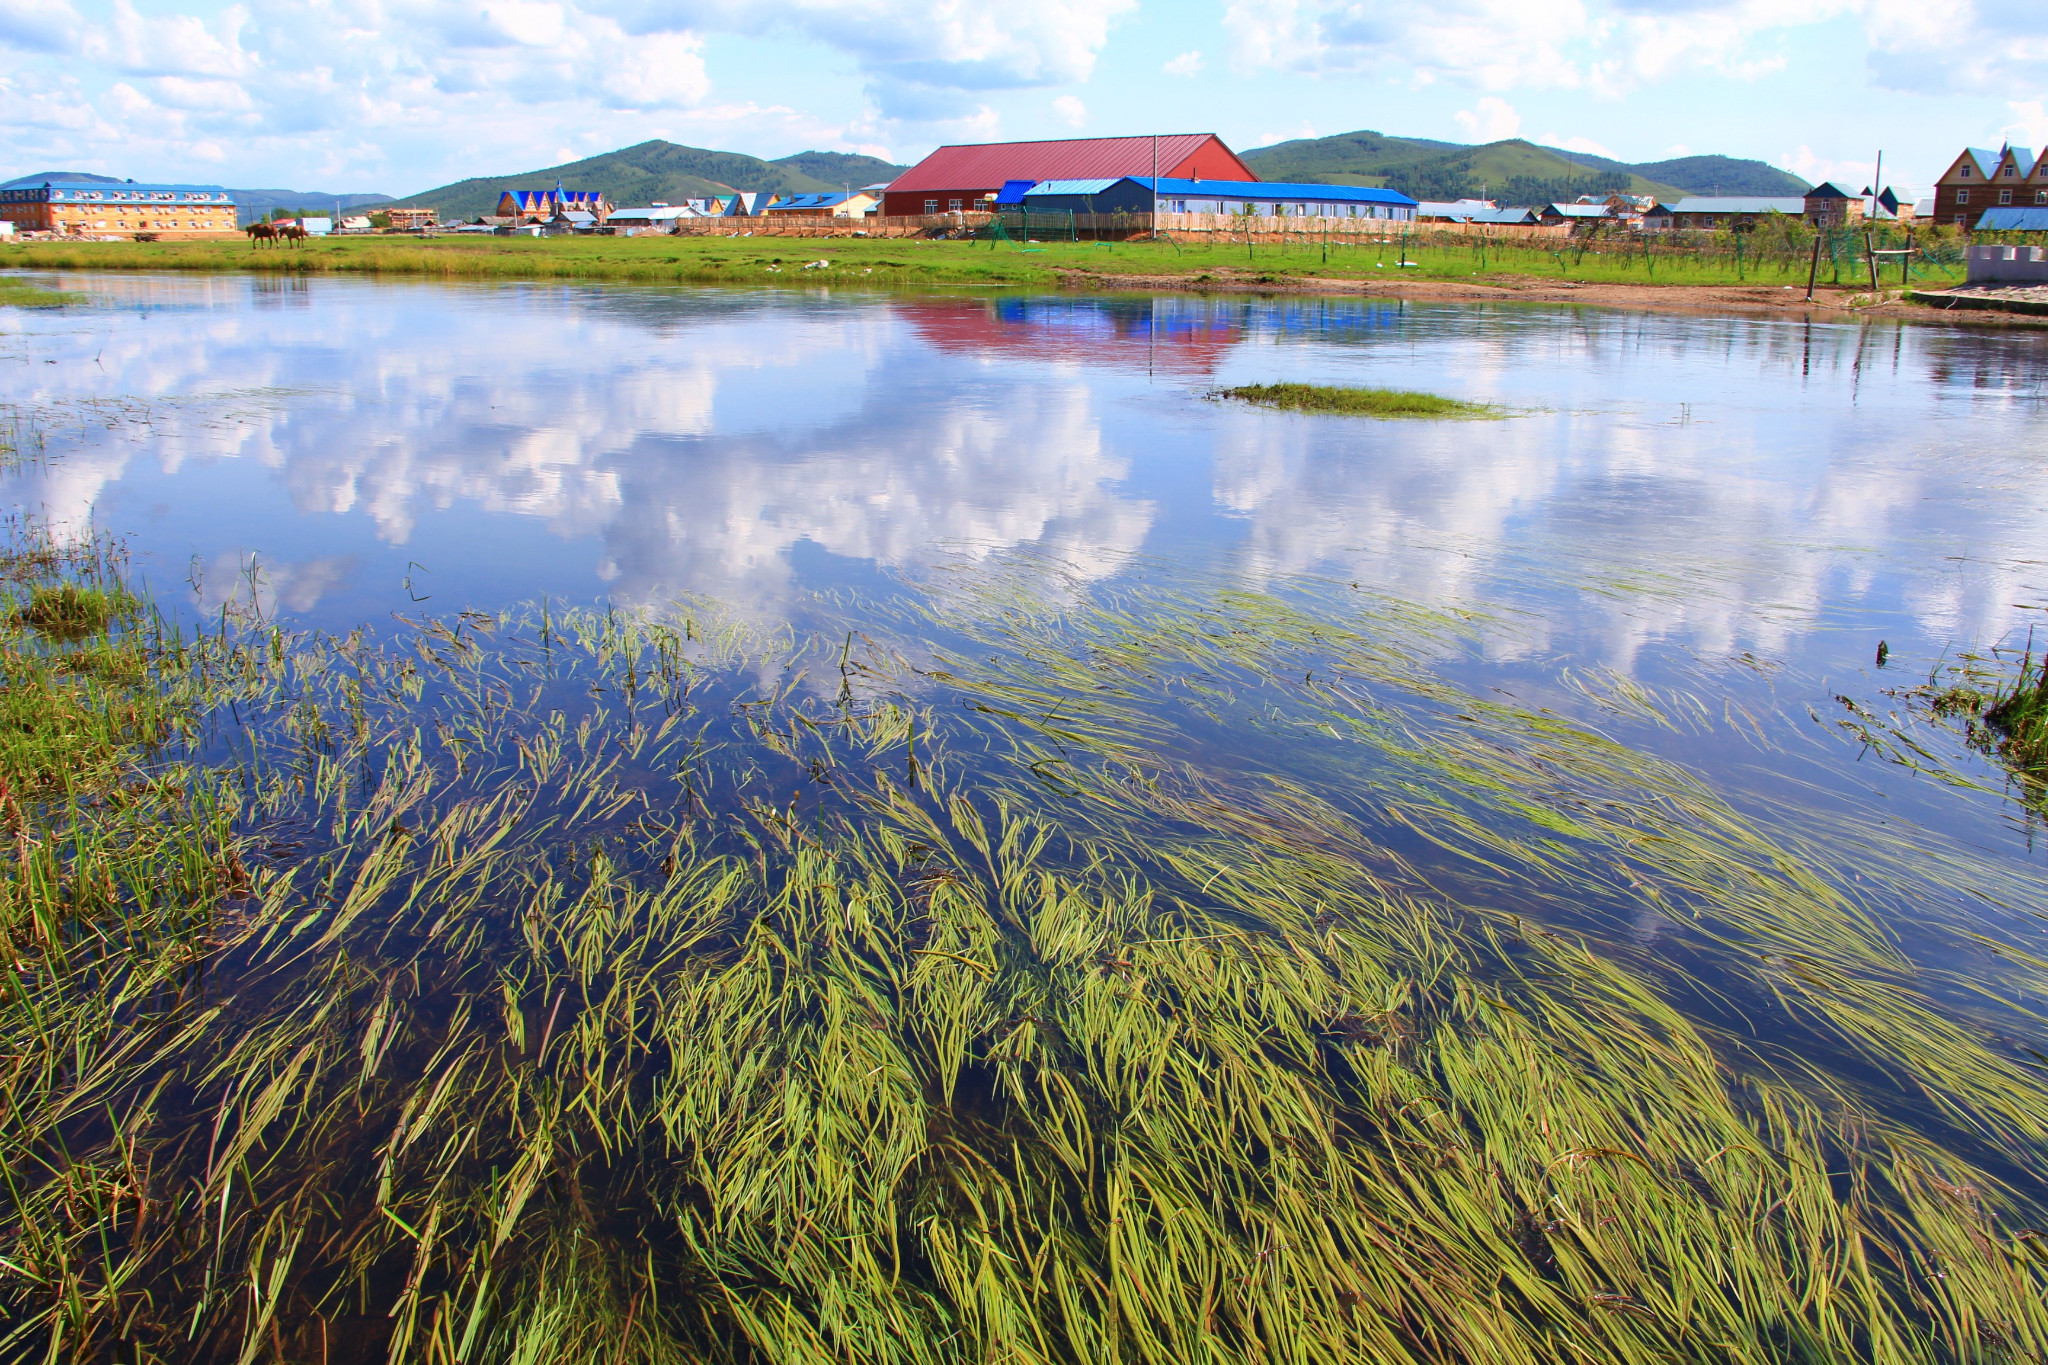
[1, 236, 2033, 327]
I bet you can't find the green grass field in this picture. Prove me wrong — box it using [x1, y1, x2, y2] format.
[0, 227, 1965, 295]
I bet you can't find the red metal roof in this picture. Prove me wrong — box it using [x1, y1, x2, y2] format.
[888, 134, 1255, 193]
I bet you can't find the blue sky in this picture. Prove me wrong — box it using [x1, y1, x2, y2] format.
[2, 0, 2042, 198]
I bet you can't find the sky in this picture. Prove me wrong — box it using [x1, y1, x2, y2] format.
[1, 0, 2043, 199]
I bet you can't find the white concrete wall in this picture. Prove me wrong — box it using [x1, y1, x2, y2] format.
[1966, 244, 2048, 284]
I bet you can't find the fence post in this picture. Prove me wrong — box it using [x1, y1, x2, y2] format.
[1804, 231, 1821, 302]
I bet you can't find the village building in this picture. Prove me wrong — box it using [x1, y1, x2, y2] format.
[386, 207, 437, 231]
[1013, 176, 1415, 221]
[881, 134, 1256, 218]
[0, 180, 237, 238]
[1980, 147, 2043, 214]
[1801, 182, 1863, 226]
[1932, 148, 2001, 229]
[759, 190, 880, 218]
[1666, 196, 1807, 230]
[1538, 203, 1621, 229]
[497, 184, 611, 225]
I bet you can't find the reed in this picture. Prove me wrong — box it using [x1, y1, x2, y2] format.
[1, 539, 2044, 1363]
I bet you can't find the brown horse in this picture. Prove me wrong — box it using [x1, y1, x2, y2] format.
[244, 221, 277, 247]
[275, 224, 307, 248]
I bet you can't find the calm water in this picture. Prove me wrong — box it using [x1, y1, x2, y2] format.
[5, 273, 2044, 667]
[5, 271, 2047, 969]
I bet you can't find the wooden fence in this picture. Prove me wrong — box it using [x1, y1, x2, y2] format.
[654, 210, 1587, 245]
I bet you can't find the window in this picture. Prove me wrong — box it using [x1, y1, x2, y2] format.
[2002, 189, 2014, 204]
[2005, 166, 2017, 176]
[923, 199, 937, 215]
[1959, 164, 1971, 177]
[947, 198, 962, 212]
[1957, 189, 1969, 204]
[1956, 215, 1968, 226]
[2038, 191, 2047, 204]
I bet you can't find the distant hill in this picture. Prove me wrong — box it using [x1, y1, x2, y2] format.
[386, 141, 910, 220]
[1627, 155, 1809, 198]
[1, 171, 393, 225]
[1238, 131, 1806, 204]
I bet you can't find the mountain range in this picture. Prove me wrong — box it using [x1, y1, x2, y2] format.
[1237, 131, 1809, 203]
[381, 142, 910, 220]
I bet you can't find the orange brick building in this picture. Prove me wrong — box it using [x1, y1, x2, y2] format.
[0, 179, 238, 238]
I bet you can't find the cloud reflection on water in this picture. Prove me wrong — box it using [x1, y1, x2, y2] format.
[1, 277, 2045, 669]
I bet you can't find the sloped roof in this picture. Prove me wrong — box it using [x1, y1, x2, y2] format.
[1997, 147, 2039, 177]
[1669, 197, 1806, 215]
[764, 192, 860, 211]
[890, 135, 1254, 192]
[1959, 148, 2000, 178]
[1975, 207, 2048, 231]
[1022, 179, 1124, 196]
[1805, 182, 1854, 199]
[1545, 204, 1614, 218]
[1139, 177, 1414, 205]
[1469, 207, 1540, 224]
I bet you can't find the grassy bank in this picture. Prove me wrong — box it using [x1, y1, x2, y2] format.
[4, 503, 2048, 1362]
[1, 228, 1967, 295]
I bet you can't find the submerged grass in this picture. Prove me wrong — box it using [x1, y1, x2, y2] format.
[1218, 382, 1504, 419]
[0, 277, 76, 308]
[1, 535, 2046, 1362]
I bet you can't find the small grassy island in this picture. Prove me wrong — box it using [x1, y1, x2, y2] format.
[1218, 381, 1506, 419]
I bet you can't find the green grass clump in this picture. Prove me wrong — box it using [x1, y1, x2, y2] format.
[0, 277, 76, 308]
[1220, 381, 1503, 418]
[20, 580, 131, 636]
[1983, 650, 2048, 774]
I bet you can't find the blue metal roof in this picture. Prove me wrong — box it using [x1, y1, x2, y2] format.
[1975, 207, 2048, 231]
[1, 179, 234, 202]
[1135, 176, 1417, 207]
[765, 191, 868, 210]
[1022, 179, 1124, 197]
[1954, 147, 2000, 180]
[994, 178, 1037, 205]
[1669, 197, 1806, 215]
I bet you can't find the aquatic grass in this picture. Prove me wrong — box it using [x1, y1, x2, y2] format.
[1218, 382, 1505, 419]
[4, 561, 2048, 1361]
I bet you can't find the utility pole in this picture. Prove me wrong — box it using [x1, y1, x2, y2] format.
[1152, 132, 1159, 242]
[1870, 151, 1882, 219]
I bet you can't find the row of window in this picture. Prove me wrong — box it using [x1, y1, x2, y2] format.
[1959, 163, 2047, 180]
[1954, 189, 2048, 205]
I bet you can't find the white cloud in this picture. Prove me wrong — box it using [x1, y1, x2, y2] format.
[1455, 96, 1521, 142]
[0, 0, 1137, 190]
[1052, 93, 1087, 127]
[1218, 0, 2042, 97]
[1782, 144, 1874, 189]
[1164, 49, 1204, 76]
[1542, 133, 1617, 157]
[2008, 101, 2048, 150]
[0, 0, 84, 53]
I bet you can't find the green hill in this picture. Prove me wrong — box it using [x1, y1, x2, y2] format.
[1628, 155, 1809, 197]
[1239, 130, 1806, 205]
[386, 141, 908, 220]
